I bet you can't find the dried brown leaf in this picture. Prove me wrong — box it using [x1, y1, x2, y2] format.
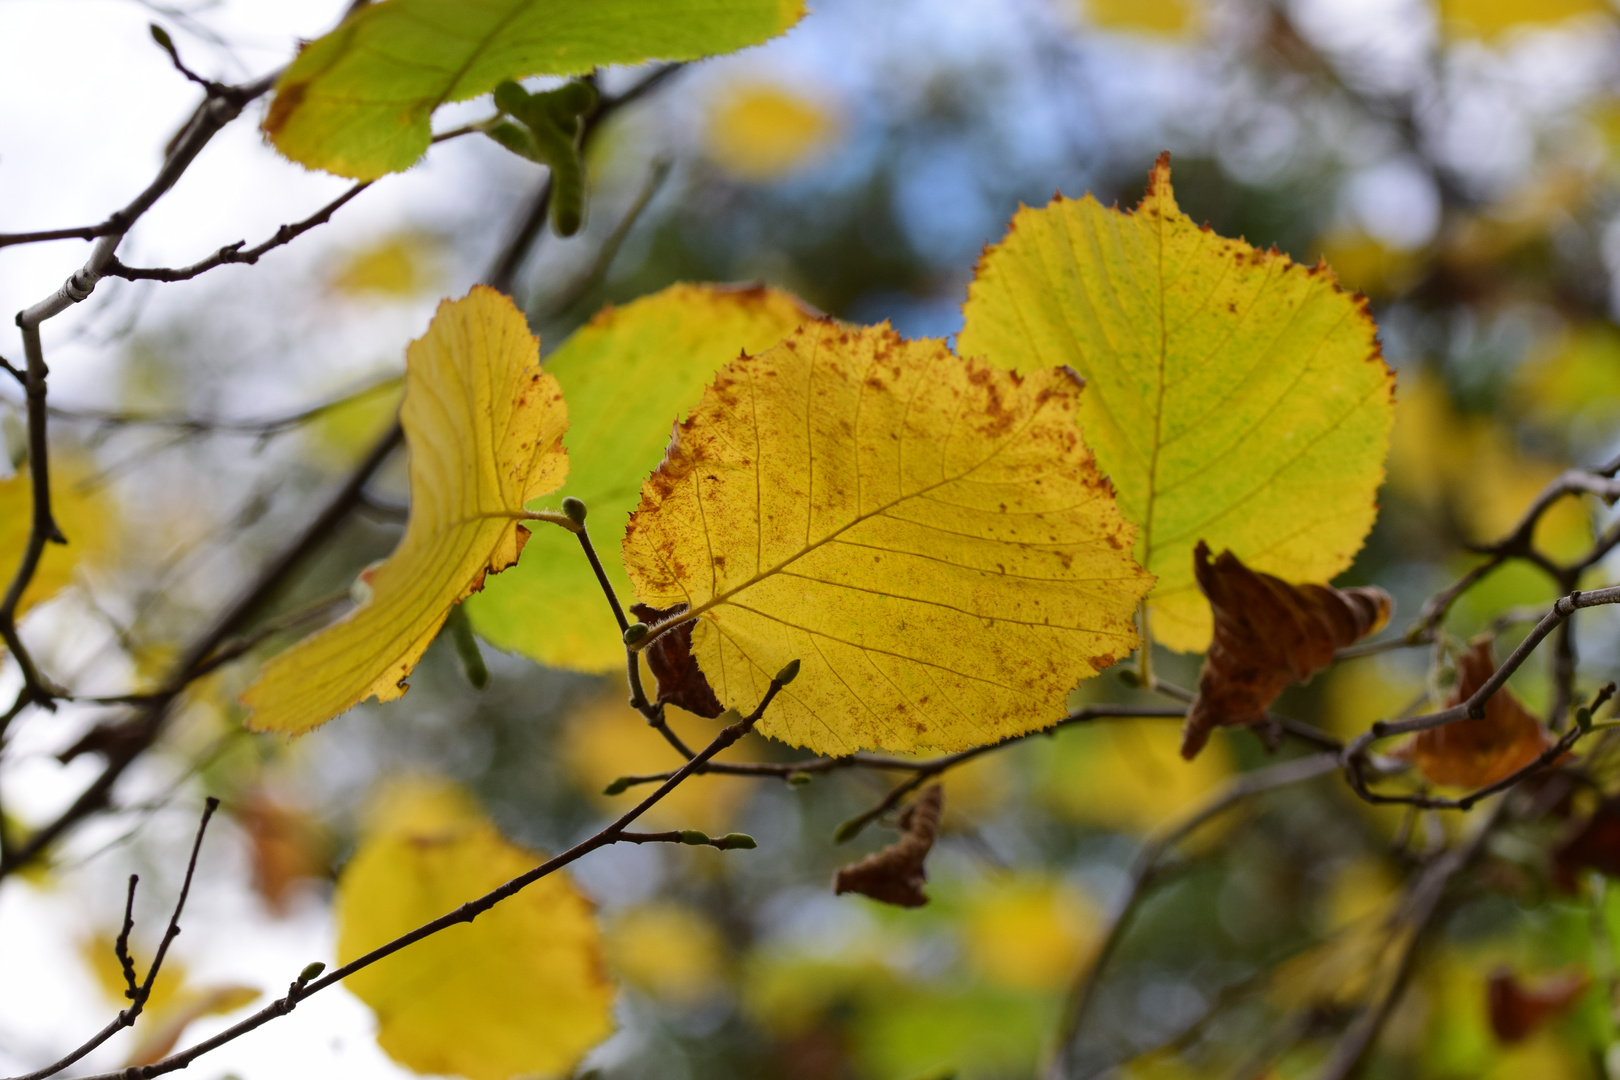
[1397, 639, 1555, 788]
[833, 785, 943, 908]
[629, 602, 723, 719]
[1553, 796, 1620, 891]
[1487, 966, 1589, 1043]
[1182, 542, 1391, 758]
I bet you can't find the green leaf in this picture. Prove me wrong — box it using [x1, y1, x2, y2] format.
[958, 153, 1394, 652]
[263, 0, 806, 180]
[466, 284, 817, 672]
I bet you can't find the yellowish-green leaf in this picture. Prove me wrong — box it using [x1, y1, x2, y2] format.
[1076, 0, 1198, 37]
[264, 0, 806, 180]
[466, 283, 816, 672]
[0, 455, 112, 622]
[1438, 0, 1612, 38]
[338, 779, 614, 1080]
[606, 902, 726, 1003]
[958, 154, 1393, 652]
[705, 81, 841, 181]
[623, 321, 1152, 755]
[330, 233, 445, 297]
[242, 287, 568, 735]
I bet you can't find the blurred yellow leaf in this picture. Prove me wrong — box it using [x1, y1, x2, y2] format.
[1039, 720, 1233, 832]
[744, 952, 898, 1038]
[1322, 658, 1425, 743]
[1313, 228, 1424, 298]
[0, 455, 111, 621]
[467, 284, 817, 673]
[706, 81, 840, 181]
[338, 779, 614, 1080]
[1438, 0, 1612, 38]
[302, 378, 405, 463]
[1519, 324, 1620, 432]
[242, 288, 569, 735]
[1317, 858, 1401, 935]
[606, 902, 726, 1002]
[623, 320, 1151, 755]
[959, 154, 1394, 652]
[1077, 0, 1197, 36]
[81, 935, 185, 1018]
[331, 234, 443, 297]
[1388, 372, 1590, 560]
[563, 687, 763, 832]
[263, 0, 806, 179]
[963, 876, 1100, 991]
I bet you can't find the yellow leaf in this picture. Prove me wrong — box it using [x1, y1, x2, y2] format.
[963, 876, 1100, 991]
[0, 455, 111, 621]
[959, 154, 1395, 652]
[241, 287, 568, 735]
[622, 321, 1152, 755]
[330, 234, 444, 297]
[1438, 0, 1612, 38]
[705, 81, 840, 181]
[467, 284, 817, 673]
[606, 902, 726, 1002]
[338, 779, 614, 1080]
[562, 687, 764, 831]
[1077, 0, 1197, 36]
[264, 0, 806, 180]
[1038, 719, 1233, 832]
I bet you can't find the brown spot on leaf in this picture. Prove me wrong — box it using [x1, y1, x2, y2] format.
[833, 785, 943, 908]
[630, 602, 724, 719]
[1182, 542, 1390, 759]
[263, 79, 307, 137]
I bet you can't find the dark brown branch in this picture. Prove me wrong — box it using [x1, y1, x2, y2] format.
[60, 677, 793, 1080]
[6, 798, 217, 1080]
[114, 875, 140, 1000]
[105, 182, 371, 283]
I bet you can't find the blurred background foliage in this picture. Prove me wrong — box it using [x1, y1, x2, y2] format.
[9, 0, 1620, 1077]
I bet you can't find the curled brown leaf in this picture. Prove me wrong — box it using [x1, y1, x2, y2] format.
[1182, 542, 1391, 759]
[1396, 639, 1555, 788]
[833, 785, 943, 908]
[1487, 966, 1589, 1043]
[629, 602, 724, 719]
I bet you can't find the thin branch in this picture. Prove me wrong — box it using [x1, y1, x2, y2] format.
[1046, 752, 1342, 1078]
[114, 876, 140, 1000]
[1313, 802, 1503, 1080]
[58, 675, 795, 1080]
[6, 799, 218, 1080]
[105, 182, 371, 283]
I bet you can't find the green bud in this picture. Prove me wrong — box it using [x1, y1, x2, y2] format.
[493, 80, 532, 118]
[774, 658, 802, 686]
[297, 961, 325, 985]
[602, 777, 631, 796]
[1116, 668, 1141, 688]
[833, 817, 865, 844]
[719, 832, 757, 850]
[623, 622, 650, 646]
[149, 24, 175, 51]
[561, 496, 587, 526]
[1577, 706, 1593, 732]
[787, 771, 812, 787]
[678, 829, 711, 846]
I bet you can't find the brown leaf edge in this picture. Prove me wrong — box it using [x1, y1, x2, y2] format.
[629, 602, 724, 719]
[1487, 966, 1590, 1043]
[1182, 542, 1391, 759]
[833, 784, 944, 908]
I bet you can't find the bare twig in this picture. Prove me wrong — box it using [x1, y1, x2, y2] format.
[6, 798, 218, 1080]
[105, 182, 371, 283]
[53, 675, 794, 1080]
